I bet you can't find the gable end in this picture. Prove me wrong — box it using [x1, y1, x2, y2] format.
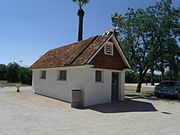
[89, 44, 128, 70]
[87, 35, 130, 70]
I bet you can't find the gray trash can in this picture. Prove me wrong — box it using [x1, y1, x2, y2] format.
[71, 90, 83, 109]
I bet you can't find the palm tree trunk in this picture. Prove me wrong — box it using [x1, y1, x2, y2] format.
[77, 8, 84, 41]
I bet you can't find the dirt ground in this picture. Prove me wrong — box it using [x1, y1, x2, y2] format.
[0, 85, 180, 135]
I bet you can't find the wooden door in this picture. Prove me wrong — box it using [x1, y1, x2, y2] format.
[111, 72, 119, 101]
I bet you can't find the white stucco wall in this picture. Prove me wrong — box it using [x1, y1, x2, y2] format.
[32, 66, 90, 102]
[82, 68, 111, 106]
[32, 66, 125, 107]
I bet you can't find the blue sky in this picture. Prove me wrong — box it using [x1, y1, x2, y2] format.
[0, 0, 179, 67]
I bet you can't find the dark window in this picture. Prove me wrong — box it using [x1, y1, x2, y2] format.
[41, 71, 46, 79]
[95, 70, 103, 82]
[58, 70, 67, 81]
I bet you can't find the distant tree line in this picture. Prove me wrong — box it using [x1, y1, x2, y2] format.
[0, 62, 32, 85]
[112, 0, 180, 92]
[125, 71, 172, 84]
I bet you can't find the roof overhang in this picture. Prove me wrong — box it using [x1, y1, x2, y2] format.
[31, 65, 94, 70]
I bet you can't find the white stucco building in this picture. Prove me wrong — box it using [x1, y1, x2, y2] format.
[31, 32, 130, 107]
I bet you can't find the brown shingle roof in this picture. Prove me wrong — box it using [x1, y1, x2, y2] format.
[30, 34, 111, 69]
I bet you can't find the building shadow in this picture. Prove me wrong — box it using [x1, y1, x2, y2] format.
[126, 94, 180, 102]
[126, 93, 159, 100]
[86, 99, 157, 113]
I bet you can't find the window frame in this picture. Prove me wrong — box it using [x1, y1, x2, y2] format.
[95, 70, 103, 83]
[57, 70, 67, 81]
[104, 42, 114, 56]
[40, 71, 46, 79]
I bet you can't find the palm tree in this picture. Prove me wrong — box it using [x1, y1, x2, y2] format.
[72, 0, 89, 41]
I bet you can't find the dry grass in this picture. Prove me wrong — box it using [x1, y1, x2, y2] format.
[0, 83, 29, 87]
[125, 83, 156, 99]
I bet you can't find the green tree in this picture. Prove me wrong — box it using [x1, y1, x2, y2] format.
[173, 46, 180, 81]
[152, 0, 180, 81]
[0, 62, 32, 85]
[112, 9, 151, 92]
[0, 64, 7, 80]
[72, 0, 89, 41]
[125, 70, 138, 83]
[19, 67, 32, 85]
[112, 0, 180, 92]
[6, 62, 20, 83]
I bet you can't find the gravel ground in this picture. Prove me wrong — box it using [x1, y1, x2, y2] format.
[0, 86, 180, 135]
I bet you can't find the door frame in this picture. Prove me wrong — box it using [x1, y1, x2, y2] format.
[111, 72, 119, 101]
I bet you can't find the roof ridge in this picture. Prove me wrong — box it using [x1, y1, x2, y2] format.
[84, 33, 113, 64]
[49, 36, 96, 52]
[67, 35, 99, 65]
